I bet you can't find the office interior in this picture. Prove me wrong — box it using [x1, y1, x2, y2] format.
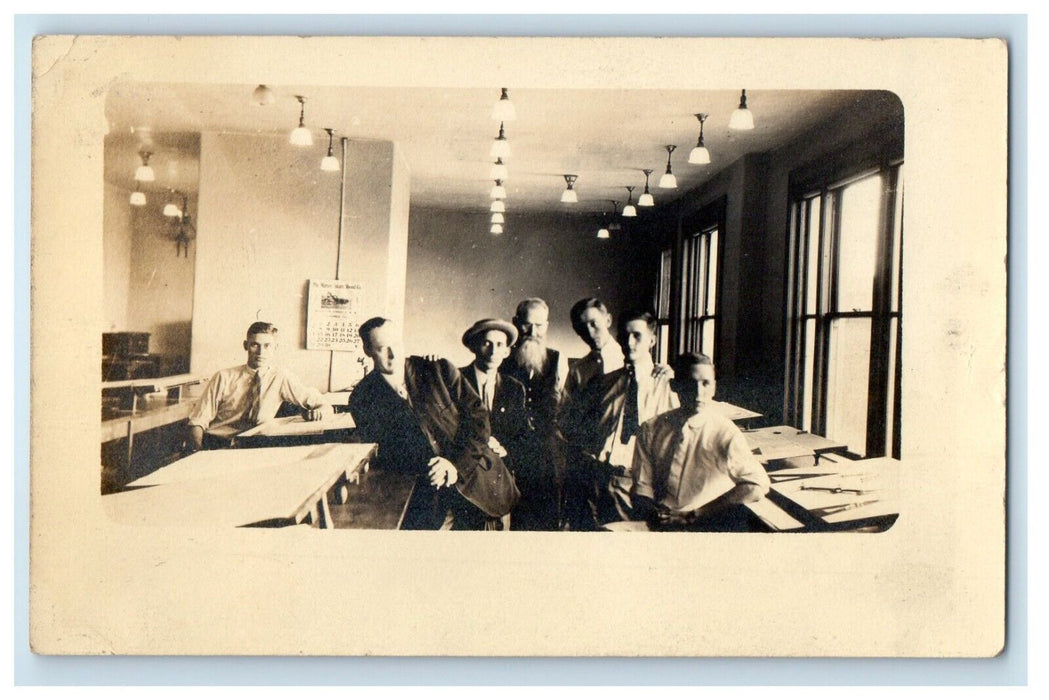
[100, 81, 904, 518]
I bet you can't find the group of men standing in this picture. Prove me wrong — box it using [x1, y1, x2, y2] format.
[187, 297, 770, 532]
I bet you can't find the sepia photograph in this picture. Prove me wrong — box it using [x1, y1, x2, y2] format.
[28, 33, 1008, 658]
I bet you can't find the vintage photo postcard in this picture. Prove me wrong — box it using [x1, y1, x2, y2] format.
[29, 35, 1007, 656]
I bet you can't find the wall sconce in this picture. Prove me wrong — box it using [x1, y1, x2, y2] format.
[289, 95, 313, 146]
[659, 145, 678, 189]
[560, 174, 578, 203]
[729, 89, 755, 131]
[134, 151, 155, 182]
[320, 128, 340, 172]
[622, 186, 637, 217]
[689, 113, 711, 164]
[162, 191, 196, 257]
[638, 169, 655, 207]
[490, 179, 507, 199]
[491, 88, 516, 122]
[490, 122, 511, 159]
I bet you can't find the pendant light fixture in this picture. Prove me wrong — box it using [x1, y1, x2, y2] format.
[134, 151, 155, 182]
[491, 88, 516, 122]
[490, 223, 504, 235]
[729, 89, 755, 131]
[252, 84, 275, 106]
[560, 174, 578, 203]
[320, 128, 340, 171]
[490, 158, 509, 181]
[289, 95, 313, 146]
[622, 186, 637, 217]
[163, 199, 182, 218]
[688, 113, 711, 164]
[490, 179, 507, 199]
[491, 212, 505, 224]
[490, 199, 506, 213]
[129, 190, 146, 206]
[638, 169, 655, 207]
[659, 145, 678, 189]
[490, 122, 511, 159]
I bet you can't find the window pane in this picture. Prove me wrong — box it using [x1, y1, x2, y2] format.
[805, 196, 821, 315]
[886, 316, 899, 455]
[826, 317, 872, 456]
[836, 174, 883, 312]
[707, 228, 719, 313]
[658, 326, 669, 365]
[696, 234, 707, 317]
[802, 318, 816, 432]
[701, 319, 715, 360]
[891, 168, 904, 313]
[658, 248, 672, 318]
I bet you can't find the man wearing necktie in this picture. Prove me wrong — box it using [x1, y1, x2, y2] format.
[187, 321, 333, 451]
[349, 317, 518, 530]
[559, 310, 678, 529]
[632, 353, 770, 531]
[460, 319, 532, 529]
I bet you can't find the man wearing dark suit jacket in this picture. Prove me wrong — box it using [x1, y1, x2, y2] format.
[459, 318, 532, 529]
[348, 317, 518, 530]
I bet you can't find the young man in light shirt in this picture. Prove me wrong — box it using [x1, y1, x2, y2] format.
[186, 321, 332, 452]
[631, 352, 770, 532]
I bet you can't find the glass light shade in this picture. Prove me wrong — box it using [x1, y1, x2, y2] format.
[622, 203, 637, 217]
[729, 107, 754, 131]
[252, 84, 275, 106]
[597, 228, 610, 239]
[490, 224, 503, 235]
[490, 183, 507, 199]
[689, 146, 711, 164]
[163, 203, 181, 217]
[658, 172, 677, 189]
[491, 90, 516, 121]
[560, 188, 578, 204]
[638, 192, 655, 207]
[290, 126, 313, 146]
[491, 212, 505, 224]
[320, 155, 340, 172]
[490, 200, 506, 213]
[129, 191, 146, 206]
[490, 160, 509, 180]
[134, 164, 155, 182]
[490, 138, 511, 159]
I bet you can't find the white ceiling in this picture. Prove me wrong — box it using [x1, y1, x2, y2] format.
[104, 84, 864, 213]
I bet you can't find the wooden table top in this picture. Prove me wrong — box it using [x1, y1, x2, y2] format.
[742, 425, 849, 463]
[236, 413, 356, 439]
[103, 443, 376, 529]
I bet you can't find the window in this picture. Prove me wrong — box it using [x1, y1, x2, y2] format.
[785, 165, 903, 458]
[654, 247, 672, 365]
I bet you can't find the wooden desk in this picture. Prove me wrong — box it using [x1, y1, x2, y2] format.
[742, 425, 849, 465]
[103, 443, 377, 529]
[711, 401, 762, 423]
[236, 413, 356, 439]
[747, 455, 900, 532]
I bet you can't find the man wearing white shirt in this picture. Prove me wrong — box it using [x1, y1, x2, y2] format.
[560, 310, 678, 528]
[632, 352, 770, 531]
[186, 321, 332, 451]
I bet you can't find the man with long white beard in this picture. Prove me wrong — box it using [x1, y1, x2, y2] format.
[499, 298, 568, 530]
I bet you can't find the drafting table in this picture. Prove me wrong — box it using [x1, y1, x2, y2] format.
[103, 443, 378, 529]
